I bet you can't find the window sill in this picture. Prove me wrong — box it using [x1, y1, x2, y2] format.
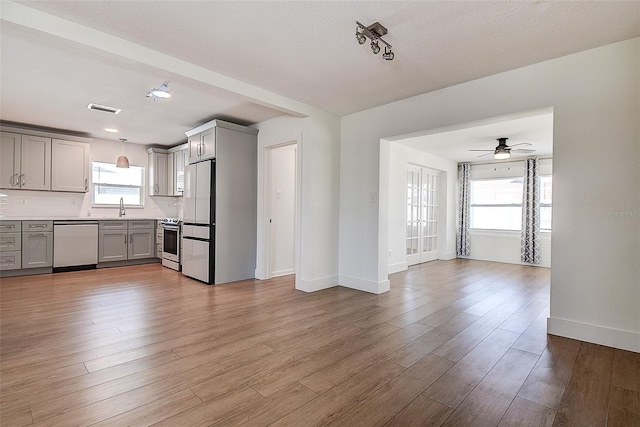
[91, 204, 145, 209]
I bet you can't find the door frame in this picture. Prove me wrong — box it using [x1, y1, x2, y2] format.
[256, 139, 301, 282]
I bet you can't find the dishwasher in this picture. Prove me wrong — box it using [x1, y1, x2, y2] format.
[53, 221, 99, 271]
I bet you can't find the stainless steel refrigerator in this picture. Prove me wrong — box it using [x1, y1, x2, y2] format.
[181, 121, 257, 284]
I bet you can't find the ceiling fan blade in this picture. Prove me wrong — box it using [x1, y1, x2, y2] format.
[512, 149, 536, 153]
[477, 152, 493, 157]
[468, 149, 494, 152]
[509, 142, 532, 148]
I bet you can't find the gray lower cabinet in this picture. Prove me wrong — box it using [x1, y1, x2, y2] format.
[99, 220, 155, 262]
[22, 221, 53, 269]
[0, 221, 22, 271]
[128, 229, 155, 259]
[98, 229, 128, 262]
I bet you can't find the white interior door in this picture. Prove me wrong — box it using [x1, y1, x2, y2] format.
[406, 165, 440, 266]
[268, 144, 296, 277]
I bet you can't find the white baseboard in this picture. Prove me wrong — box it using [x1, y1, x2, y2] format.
[271, 268, 295, 278]
[439, 251, 457, 261]
[548, 316, 640, 353]
[296, 275, 338, 293]
[339, 275, 390, 294]
[387, 261, 408, 274]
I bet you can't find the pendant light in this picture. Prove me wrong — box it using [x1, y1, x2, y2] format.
[116, 138, 130, 168]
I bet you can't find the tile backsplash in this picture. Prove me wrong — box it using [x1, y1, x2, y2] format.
[0, 189, 181, 219]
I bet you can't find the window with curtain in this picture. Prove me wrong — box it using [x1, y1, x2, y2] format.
[91, 161, 145, 207]
[470, 178, 523, 231]
[540, 175, 552, 230]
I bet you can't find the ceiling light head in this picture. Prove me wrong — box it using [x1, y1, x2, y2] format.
[147, 82, 171, 100]
[382, 46, 394, 61]
[371, 40, 380, 54]
[356, 33, 367, 45]
[494, 149, 511, 160]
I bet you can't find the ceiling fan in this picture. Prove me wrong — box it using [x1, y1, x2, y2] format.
[469, 137, 535, 160]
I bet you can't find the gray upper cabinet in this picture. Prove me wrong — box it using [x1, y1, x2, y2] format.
[147, 148, 170, 196]
[187, 127, 216, 164]
[0, 132, 51, 190]
[51, 139, 90, 192]
[169, 144, 188, 195]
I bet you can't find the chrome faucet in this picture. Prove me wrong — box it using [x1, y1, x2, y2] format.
[119, 197, 126, 217]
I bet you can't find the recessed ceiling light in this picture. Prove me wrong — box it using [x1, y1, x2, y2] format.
[104, 128, 119, 133]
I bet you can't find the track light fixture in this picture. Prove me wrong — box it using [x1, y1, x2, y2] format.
[355, 21, 394, 61]
[371, 40, 380, 54]
[382, 46, 394, 61]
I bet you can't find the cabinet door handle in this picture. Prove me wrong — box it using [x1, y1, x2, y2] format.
[155, 183, 159, 193]
[0, 257, 15, 265]
[124, 234, 127, 244]
[29, 224, 47, 229]
[20, 174, 25, 186]
[130, 233, 133, 244]
[84, 178, 88, 191]
[0, 225, 15, 230]
[30, 233, 46, 237]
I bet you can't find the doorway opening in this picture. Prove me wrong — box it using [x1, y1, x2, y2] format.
[406, 165, 441, 266]
[265, 142, 297, 278]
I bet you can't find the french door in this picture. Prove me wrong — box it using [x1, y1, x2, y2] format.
[406, 165, 440, 266]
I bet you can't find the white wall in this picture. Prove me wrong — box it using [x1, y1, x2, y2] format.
[340, 38, 639, 352]
[253, 111, 341, 292]
[0, 137, 181, 220]
[386, 143, 458, 275]
[467, 159, 553, 268]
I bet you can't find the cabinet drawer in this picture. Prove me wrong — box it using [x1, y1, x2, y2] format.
[23, 220, 53, 232]
[0, 221, 21, 233]
[0, 232, 21, 251]
[0, 251, 21, 270]
[99, 220, 127, 230]
[128, 220, 155, 230]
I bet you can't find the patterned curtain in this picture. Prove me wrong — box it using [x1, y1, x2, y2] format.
[521, 158, 540, 264]
[456, 163, 471, 257]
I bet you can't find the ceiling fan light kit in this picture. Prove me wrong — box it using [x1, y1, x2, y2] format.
[356, 21, 394, 60]
[469, 137, 536, 160]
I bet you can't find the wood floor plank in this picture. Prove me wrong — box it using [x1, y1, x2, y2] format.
[212, 383, 317, 426]
[299, 322, 432, 394]
[153, 386, 264, 427]
[90, 388, 202, 427]
[607, 385, 640, 427]
[385, 312, 480, 368]
[442, 348, 539, 427]
[518, 335, 581, 409]
[272, 360, 405, 427]
[497, 397, 556, 427]
[384, 395, 454, 427]
[423, 328, 521, 408]
[329, 354, 453, 426]
[611, 348, 640, 392]
[551, 342, 614, 427]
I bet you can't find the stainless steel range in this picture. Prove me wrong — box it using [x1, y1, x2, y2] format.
[160, 218, 181, 271]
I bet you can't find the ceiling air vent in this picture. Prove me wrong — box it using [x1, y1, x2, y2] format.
[87, 103, 121, 114]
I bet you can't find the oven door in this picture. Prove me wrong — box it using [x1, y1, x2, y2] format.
[162, 226, 180, 262]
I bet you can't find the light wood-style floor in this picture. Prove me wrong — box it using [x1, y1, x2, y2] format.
[1, 260, 638, 426]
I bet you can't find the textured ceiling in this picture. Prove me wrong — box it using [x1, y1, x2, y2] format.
[1, 1, 639, 146]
